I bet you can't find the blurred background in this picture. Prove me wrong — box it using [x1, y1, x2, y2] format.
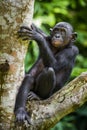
[25, 0, 87, 130]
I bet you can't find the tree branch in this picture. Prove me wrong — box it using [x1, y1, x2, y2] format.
[14, 72, 87, 130]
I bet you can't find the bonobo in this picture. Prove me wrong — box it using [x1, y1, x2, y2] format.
[14, 22, 79, 124]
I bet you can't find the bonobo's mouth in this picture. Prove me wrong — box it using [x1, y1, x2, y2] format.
[52, 40, 63, 47]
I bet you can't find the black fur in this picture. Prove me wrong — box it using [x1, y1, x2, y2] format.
[14, 22, 79, 124]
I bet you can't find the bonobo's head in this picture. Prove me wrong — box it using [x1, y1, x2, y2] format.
[50, 22, 77, 48]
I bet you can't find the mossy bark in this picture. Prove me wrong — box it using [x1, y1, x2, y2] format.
[0, 0, 34, 129]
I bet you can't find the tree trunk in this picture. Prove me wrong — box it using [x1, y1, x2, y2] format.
[0, 0, 34, 130]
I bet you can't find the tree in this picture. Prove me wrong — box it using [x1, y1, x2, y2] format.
[26, 72, 87, 130]
[0, 0, 87, 130]
[0, 0, 34, 129]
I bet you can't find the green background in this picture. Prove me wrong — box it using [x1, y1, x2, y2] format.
[25, 0, 87, 130]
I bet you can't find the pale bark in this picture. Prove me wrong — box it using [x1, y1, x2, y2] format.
[0, 0, 34, 130]
[13, 72, 87, 130]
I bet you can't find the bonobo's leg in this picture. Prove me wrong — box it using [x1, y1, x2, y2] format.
[27, 67, 56, 100]
[34, 67, 56, 99]
[14, 75, 34, 123]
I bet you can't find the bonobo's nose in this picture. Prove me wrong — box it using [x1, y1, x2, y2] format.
[55, 34, 60, 38]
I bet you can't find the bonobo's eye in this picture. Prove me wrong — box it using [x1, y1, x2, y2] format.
[53, 28, 59, 34]
[60, 28, 66, 36]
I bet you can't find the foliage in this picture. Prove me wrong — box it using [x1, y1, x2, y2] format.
[24, 0, 87, 129]
[25, 41, 39, 72]
[25, 0, 87, 73]
[51, 103, 87, 130]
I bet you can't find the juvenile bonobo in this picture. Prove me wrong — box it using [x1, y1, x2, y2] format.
[14, 22, 79, 124]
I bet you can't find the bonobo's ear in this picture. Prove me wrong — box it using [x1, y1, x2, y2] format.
[50, 28, 53, 35]
[71, 32, 77, 42]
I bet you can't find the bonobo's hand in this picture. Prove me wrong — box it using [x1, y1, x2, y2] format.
[14, 107, 32, 124]
[18, 24, 43, 41]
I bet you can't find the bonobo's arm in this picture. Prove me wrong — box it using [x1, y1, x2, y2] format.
[53, 45, 79, 71]
[14, 25, 47, 124]
[18, 25, 78, 70]
[31, 23, 48, 38]
[18, 24, 57, 67]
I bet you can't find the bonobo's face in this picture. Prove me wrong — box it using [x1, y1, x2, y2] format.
[51, 22, 77, 48]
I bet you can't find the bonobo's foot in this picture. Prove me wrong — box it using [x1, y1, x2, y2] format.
[14, 107, 32, 124]
[28, 91, 40, 101]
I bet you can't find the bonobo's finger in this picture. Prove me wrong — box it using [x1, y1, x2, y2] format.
[28, 93, 34, 100]
[28, 95, 33, 99]
[22, 38, 31, 41]
[18, 33, 33, 37]
[31, 23, 37, 30]
[29, 97, 33, 101]
[18, 37, 32, 41]
[20, 26, 32, 31]
[31, 24, 47, 37]
[18, 30, 29, 33]
[28, 93, 32, 97]
[28, 92, 40, 100]
[18, 33, 33, 40]
[15, 112, 29, 123]
[28, 92, 33, 96]
[18, 33, 33, 39]
[28, 92, 32, 96]
[18, 29, 32, 34]
[26, 114, 33, 125]
[31, 24, 43, 34]
[22, 36, 33, 41]
[15, 117, 19, 123]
